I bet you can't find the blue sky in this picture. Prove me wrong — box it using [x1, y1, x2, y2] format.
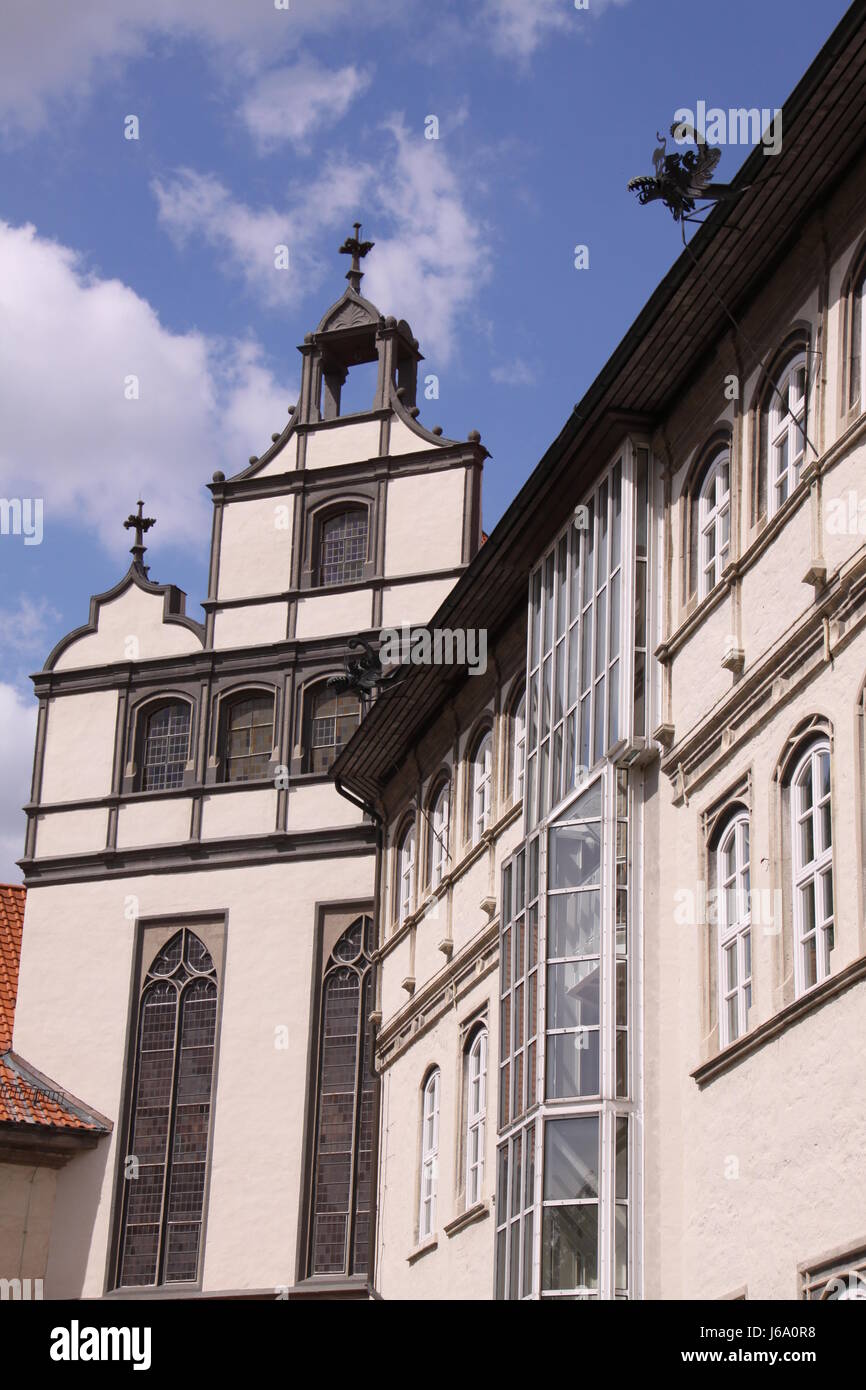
[0, 0, 852, 874]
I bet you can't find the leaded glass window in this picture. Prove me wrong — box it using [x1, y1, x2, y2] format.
[223, 695, 274, 783]
[308, 916, 376, 1278]
[115, 928, 218, 1288]
[140, 702, 190, 791]
[308, 687, 361, 774]
[318, 509, 368, 586]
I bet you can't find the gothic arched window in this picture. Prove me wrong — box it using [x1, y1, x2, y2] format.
[138, 700, 191, 792]
[307, 915, 376, 1278]
[115, 929, 218, 1288]
[316, 508, 368, 587]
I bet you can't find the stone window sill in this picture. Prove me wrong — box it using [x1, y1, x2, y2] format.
[692, 952, 866, 1087]
[444, 1201, 490, 1239]
[407, 1236, 438, 1266]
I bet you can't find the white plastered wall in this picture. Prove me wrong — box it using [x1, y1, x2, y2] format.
[40, 691, 118, 803]
[53, 586, 201, 671]
[216, 496, 292, 600]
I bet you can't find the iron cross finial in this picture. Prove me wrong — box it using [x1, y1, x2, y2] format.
[339, 221, 375, 293]
[123, 499, 156, 574]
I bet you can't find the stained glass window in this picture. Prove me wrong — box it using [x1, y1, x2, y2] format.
[308, 916, 377, 1278]
[116, 929, 218, 1288]
[308, 688, 361, 774]
[223, 695, 273, 783]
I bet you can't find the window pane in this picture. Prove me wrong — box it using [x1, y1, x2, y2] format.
[614, 1206, 629, 1292]
[549, 824, 601, 888]
[547, 961, 599, 1031]
[547, 890, 600, 958]
[545, 1031, 599, 1098]
[541, 1206, 598, 1291]
[544, 1117, 598, 1200]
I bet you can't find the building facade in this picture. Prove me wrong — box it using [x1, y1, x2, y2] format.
[333, 6, 866, 1302]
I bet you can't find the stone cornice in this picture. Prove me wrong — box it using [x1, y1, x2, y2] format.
[376, 919, 499, 1069]
[661, 548, 866, 801]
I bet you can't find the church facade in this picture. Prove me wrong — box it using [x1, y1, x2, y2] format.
[6, 5, 866, 1303]
[10, 243, 484, 1298]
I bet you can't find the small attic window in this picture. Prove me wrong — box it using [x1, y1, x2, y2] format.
[335, 359, 379, 417]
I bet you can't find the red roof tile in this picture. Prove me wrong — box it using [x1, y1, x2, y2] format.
[0, 883, 25, 1051]
[0, 884, 109, 1135]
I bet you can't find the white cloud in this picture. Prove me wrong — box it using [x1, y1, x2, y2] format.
[0, 597, 61, 655]
[363, 119, 491, 364]
[239, 58, 372, 150]
[153, 161, 373, 311]
[482, 0, 632, 58]
[0, 683, 37, 880]
[154, 119, 490, 362]
[0, 221, 288, 559]
[491, 358, 537, 386]
[0, 0, 391, 135]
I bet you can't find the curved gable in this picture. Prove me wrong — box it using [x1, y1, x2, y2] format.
[47, 567, 205, 672]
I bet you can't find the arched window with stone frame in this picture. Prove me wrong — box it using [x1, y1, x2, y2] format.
[713, 810, 752, 1046]
[132, 696, 193, 792]
[219, 690, 275, 784]
[396, 818, 417, 924]
[467, 726, 494, 846]
[426, 778, 450, 890]
[418, 1067, 440, 1242]
[775, 716, 835, 1004]
[463, 1026, 488, 1208]
[112, 927, 220, 1290]
[314, 504, 369, 588]
[683, 434, 732, 607]
[305, 682, 361, 775]
[305, 914, 377, 1280]
[750, 335, 811, 527]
